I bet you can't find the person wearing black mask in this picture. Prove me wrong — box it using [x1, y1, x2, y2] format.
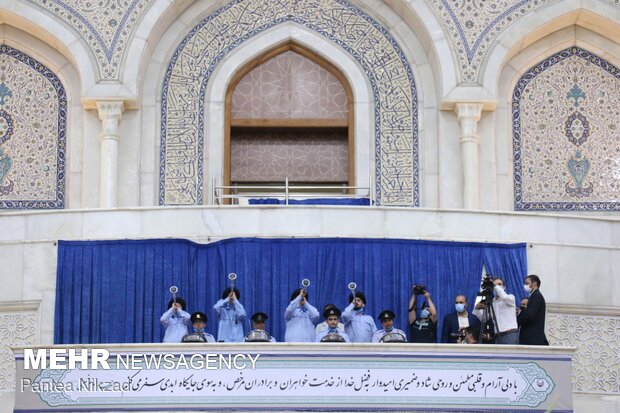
[517, 274, 549, 345]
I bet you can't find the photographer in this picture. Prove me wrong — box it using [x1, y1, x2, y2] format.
[473, 277, 518, 345]
[458, 324, 480, 344]
[408, 285, 437, 343]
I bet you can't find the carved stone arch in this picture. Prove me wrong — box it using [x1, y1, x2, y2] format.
[512, 47, 620, 211]
[0, 7, 96, 92]
[159, 0, 418, 207]
[482, 0, 620, 98]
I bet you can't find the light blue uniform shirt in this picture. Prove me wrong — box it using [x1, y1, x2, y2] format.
[192, 329, 216, 343]
[214, 298, 246, 342]
[316, 328, 351, 342]
[342, 303, 377, 343]
[284, 295, 320, 342]
[160, 308, 191, 343]
[372, 328, 407, 343]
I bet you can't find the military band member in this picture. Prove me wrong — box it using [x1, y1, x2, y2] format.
[248, 312, 276, 342]
[316, 307, 350, 342]
[342, 291, 377, 343]
[214, 287, 246, 342]
[161, 297, 191, 343]
[284, 288, 320, 342]
[183, 311, 215, 343]
[315, 304, 345, 334]
[372, 310, 407, 343]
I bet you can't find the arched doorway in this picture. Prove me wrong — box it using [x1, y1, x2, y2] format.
[224, 43, 354, 202]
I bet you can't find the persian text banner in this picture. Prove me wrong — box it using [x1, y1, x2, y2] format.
[13, 343, 574, 412]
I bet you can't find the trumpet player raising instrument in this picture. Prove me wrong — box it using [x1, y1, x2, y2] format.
[213, 273, 246, 342]
[342, 283, 377, 343]
[284, 279, 319, 342]
[160, 286, 191, 343]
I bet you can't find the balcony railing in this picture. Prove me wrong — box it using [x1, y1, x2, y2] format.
[212, 178, 371, 206]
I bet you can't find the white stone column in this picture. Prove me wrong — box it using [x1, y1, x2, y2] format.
[96, 101, 124, 208]
[455, 103, 483, 210]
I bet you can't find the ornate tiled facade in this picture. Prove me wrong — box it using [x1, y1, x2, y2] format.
[27, 0, 150, 79]
[547, 311, 620, 394]
[0, 45, 66, 209]
[232, 51, 348, 119]
[160, 0, 418, 207]
[513, 47, 620, 211]
[430, 0, 551, 82]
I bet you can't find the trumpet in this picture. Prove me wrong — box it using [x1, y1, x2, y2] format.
[169, 285, 178, 305]
[228, 273, 237, 289]
[301, 278, 310, 293]
[348, 282, 357, 298]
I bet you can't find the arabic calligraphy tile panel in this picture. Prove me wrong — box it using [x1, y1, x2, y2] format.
[0, 46, 66, 209]
[161, 0, 418, 206]
[26, 0, 150, 79]
[513, 47, 620, 211]
[232, 51, 348, 119]
[430, 0, 555, 82]
[547, 312, 620, 394]
[0, 310, 38, 392]
[231, 129, 348, 182]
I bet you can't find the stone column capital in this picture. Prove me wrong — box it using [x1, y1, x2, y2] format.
[454, 102, 484, 121]
[95, 100, 124, 121]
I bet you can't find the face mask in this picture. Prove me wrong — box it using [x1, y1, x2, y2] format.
[455, 303, 465, 313]
[420, 309, 430, 319]
[524, 284, 532, 294]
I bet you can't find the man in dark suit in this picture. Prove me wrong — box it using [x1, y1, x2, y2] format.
[517, 274, 549, 345]
[441, 294, 481, 343]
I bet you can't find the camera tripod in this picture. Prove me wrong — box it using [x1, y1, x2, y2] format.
[478, 297, 498, 344]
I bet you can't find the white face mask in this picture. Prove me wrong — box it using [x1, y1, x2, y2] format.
[524, 284, 532, 294]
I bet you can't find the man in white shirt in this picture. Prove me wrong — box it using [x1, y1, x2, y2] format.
[474, 278, 518, 345]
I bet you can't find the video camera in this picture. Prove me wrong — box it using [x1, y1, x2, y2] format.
[449, 329, 468, 341]
[477, 275, 495, 303]
[412, 284, 426, 295]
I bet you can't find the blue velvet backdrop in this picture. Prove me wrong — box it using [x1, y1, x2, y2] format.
[54, 237, 527, 344]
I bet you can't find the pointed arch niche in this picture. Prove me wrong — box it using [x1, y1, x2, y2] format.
[224, 43, 354, 195]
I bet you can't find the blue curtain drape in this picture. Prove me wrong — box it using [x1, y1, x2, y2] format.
[248, 198, 371, 205]
[54, 238, 527, 344]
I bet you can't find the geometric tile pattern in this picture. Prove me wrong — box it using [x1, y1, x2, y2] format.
[232, 51, 348, 119]
[0, 45, 66, 209]
[0, 309, 38, 392]
[160, 0, 418, 207]
[429, 0, 552, 82]
[513, 47, 620, 211]
[231, 129, 348, 182]
[547, 312, 620, 394]
[26, 0, 150, 79]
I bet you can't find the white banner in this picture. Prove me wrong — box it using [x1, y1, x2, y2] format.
[13, 344, 574, 412]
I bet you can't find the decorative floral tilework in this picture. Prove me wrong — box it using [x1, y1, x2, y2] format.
[160, 0, 418, 207]
[547, 312, 620, 394]
[430, 0, 551, 82]
[0, 309, 38, 392]
[0, 45, 66, 209]
[513, 47, 620, 211]
[232, 51, 348, 119]
[27, 0, 150, 79]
